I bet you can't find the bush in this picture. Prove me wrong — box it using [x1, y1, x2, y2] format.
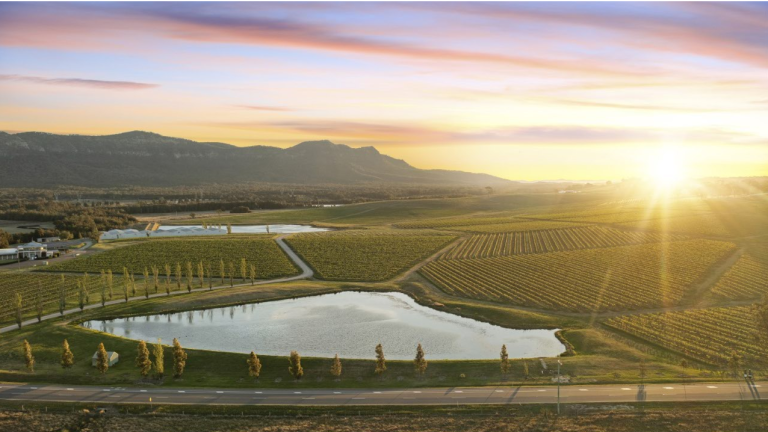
[230, 206, 251, 214]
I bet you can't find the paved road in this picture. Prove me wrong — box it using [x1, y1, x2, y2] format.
[0, 235, 312, 335]
[0, 382, 763, 406]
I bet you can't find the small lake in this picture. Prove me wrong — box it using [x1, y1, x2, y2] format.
[158, 224, 329, 234]
[82, 292, 564, 360]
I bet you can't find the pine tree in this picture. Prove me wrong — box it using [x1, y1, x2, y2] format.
[58, 276, 66, 316]
[96, 343, 109, 375]
[122, 268, 130, 302]
[107, 269, 114, 300]
[175, 263, 182, 291]
[15, 292, 23, 328]
[100, 269, 107, 306]
[164, 263, 172, 295]
[136, 340, 152, 377]
[375, 343, 387, 375]
[78, 280, 86, 311]
[143, 268, 150, 299]
[152, 338, 164, 378]
[288, 351, 304, 380]
[500, 344, 510, 376]
[249, 264, 256, 285]
[219, 259, 225, 285]
[228, 262, 234, 287]
[185, 261, 193, 292]
[172, 338, 187, 378]
[35, 285, 43, 322]
[61, 339, 74, 369]
[22, 339, 34, 372]
[330, 354, 342, 379]
[247, 351, 262, 378]
[414, 344, 427, 376]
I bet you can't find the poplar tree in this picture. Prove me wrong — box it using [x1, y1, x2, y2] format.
[78, 280, 86, 311]
[164, 263, 172, 295]
[58, 278, 66, 316]
[175, 263, 182, 291]
[82, 273, 90, 304]
[288, 351, 304, 380]
[228, 262, 235, 287]
[153, 338, 165, 378]
[197, 261, 205, 288]
[136, 340, 152, 377]
[240, 258, 247, 282]
[35, 285, 43, 322]
[172, 338, 187, 378]
[226, 223, 232, 234]
[500, 344, 510, 376]
[414, 344, 427, 376]
[247, 351, 262, 378]
[96, 343, 109, 375]
[375, 343, 387, 375]
[207, 262, 213, 289]
[23, 339, 34, 372]
[185, 261, 193, 292]
[330, 354, 342, 379]
[151, 265, 160, 293]
[143, 267, 150, 298]
[249, 264, 256, 285]
[100, 270, 107, 306]
[107, 269, 114, 300]
[61, 339, 74, 369]
[219, 259, 225, 285]
[130, 273, 137, 297]
[122, 268, 130, 302]
[15, 292, 22, 328]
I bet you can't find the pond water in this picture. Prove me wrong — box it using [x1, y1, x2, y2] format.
[158, 224, 329, 234]
[82, 292, 564, 360]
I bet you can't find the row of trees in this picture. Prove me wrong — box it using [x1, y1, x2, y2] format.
[19, 340, 515, 380]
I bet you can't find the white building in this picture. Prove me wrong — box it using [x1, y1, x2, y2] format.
[0, 248, 18, 261]
[16, 242, 48, 259]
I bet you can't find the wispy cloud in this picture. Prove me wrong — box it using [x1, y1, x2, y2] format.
[0, 74, 157, 90]
[234, 104, 294, 112]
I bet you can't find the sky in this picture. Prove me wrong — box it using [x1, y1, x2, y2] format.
[1, 1, 767, 181]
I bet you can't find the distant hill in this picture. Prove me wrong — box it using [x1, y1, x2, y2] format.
[0, 131, 512, 188]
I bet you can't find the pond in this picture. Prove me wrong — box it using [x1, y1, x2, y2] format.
[158, 224, 329, 234]
[82, 292, 564, 360]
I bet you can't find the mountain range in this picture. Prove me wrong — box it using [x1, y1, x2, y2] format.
[0, 131, 511, 188]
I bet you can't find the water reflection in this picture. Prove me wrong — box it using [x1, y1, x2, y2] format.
[82, 292, 564, 360]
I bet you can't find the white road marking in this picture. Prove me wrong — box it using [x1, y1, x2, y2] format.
[413, 391, 421, 394]
[66, 388, 74, 391]
[621, 388, 632, 391]
[579, 389, 588, 392]
[333, 392, 341, 394]
[454, 391, 463, 393]
[303, 397, 315, 400]
[707, 386, 718, 389]
[374, 391, 382, 394]
[537, 389, 547, 392]
[216, 391, 224, 394]
[294, 392, 302, 394]
[352, 397, 365, 400]
[254, 391, 262, 394]
[177, 391, 185, 393]
[140, 390, 147, 392]
[102, 389, 110, 392]
[30, 387, 38, 390]
[495, 390, 504, 393]
[664, 387, 674, 390]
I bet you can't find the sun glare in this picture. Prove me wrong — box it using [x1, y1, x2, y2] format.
[648, 147, 687, 189]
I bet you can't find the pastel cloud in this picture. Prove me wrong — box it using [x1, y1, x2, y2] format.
[0, 74, 158, 90]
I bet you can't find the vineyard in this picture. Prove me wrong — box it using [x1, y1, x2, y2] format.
[604, 306, 768, 366]
[710, 245, 768, 300]
[0, 273, 124, 324]
[38, 236, 299, 279]
[285, 231, 456, 281]
[394, 214, 521, 229]
[617, 214, 731, 237]
[395, 215, 588, 233]
[421, 239, 736, 312]
[442, 226, 687, 259]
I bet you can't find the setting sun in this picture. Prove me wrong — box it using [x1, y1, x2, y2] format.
[648, 147, 687, 189]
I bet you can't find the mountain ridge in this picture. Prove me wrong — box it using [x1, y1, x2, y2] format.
[0, 131, 512, 187]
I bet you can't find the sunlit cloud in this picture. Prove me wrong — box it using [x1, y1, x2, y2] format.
[0, 74, 158, 90]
